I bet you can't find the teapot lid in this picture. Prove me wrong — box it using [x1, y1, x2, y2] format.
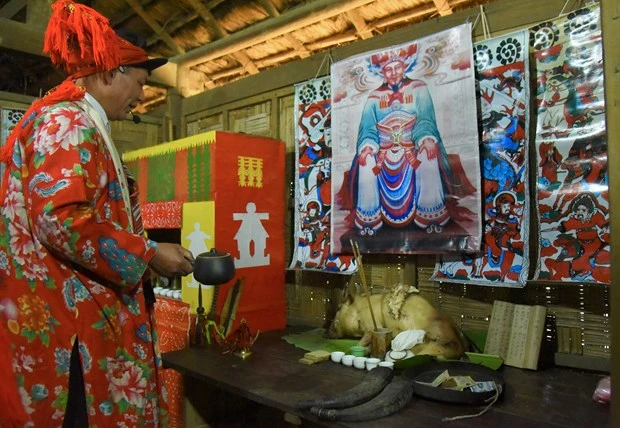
[197, 248, 231, 258]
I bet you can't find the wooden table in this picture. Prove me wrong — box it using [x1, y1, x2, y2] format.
[162, 328, 611, 427]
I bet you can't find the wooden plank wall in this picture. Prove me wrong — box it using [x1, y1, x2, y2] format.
[112, 117, 164, 156]
[0, 91, 164, 157]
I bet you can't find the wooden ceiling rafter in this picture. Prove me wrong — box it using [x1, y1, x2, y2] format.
[433, 0, 454, 16]
[256, 0, 311, 59]
[184, 0, 473, 89]
[173, 0, 378, 68]
[0, 0, 26, 19]
[111, 0, 156, 27]
[183, 0, 472, 89]
[344, 9, 374, 40]
[0, 0, 493, 108]
[185, 0, 260, 76]
[124, 0, 185, 54]
[145, 10, 197, 49]
[305, 30, 358, 50]
[371, 0, 472, 29]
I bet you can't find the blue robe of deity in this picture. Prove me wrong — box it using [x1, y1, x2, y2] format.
[350, 77, 453, 234]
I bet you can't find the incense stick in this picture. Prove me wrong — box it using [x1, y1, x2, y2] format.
[350, 240, 378, 331]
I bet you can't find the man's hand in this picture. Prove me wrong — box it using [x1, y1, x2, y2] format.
[419, 137, 438, 160]
[358, 146, 374, 166]
[149, 243, 194, 278]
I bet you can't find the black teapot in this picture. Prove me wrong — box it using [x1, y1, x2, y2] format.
[192, 248, 236, 285]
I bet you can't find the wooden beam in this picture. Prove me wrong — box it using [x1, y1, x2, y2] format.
[146, 11, 198, 48]
[256, 0, 279, 17]
[0, 0, 26, 19]
[185, 0, 221, 33]
[111, 0, 157, 27]
[124, 0, 185, 54]
[149, 61, 178, 87]
[256, 0, 311, 58]
[432, 0, 453, 16]
[345, 9, 373, 39]
[373, 2, 437, 28]
[173, 0, 377, 68]
[181, 0, 575, 114]
[306, 30, 358, 50]
[0, 17, 44, 55]
[372, 0, 470, 29]
[178, 0, 473, 94]
[232, 52, 260, 74]
[26, 0, 52, 28]
[184, 0, 260, 75]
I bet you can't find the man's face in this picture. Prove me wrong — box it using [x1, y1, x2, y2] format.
[574, 204, 589, 220]
[107, 66, 148, 121]
[382, 61, 405, 87]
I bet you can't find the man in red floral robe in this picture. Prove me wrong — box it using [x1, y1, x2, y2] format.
[0, 1, 194, 426]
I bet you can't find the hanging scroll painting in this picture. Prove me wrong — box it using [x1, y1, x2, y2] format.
[531, 6, 609, 284]
[289, 77, 357, 273]
[331, 24, 482, 255]
[433, 30, 531, 286]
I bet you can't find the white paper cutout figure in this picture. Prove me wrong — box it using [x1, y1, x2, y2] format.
[233, 202, 270, 268]
[184, 222, 212, 288]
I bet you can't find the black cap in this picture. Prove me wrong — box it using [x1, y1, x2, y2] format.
[116, 28, 168, 72]
[123, 57, 168, 72]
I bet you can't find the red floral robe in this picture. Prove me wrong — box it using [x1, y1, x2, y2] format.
[0, 99, 168, 426]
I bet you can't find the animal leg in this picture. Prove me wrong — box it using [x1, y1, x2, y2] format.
[358, 330, 372, 346]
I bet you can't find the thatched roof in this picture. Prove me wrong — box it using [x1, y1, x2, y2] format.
[0, 0, 496, 112]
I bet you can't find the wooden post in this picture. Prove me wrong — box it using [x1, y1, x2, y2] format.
[601, 0, 619, 425]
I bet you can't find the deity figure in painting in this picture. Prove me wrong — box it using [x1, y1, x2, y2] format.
[337, 43, 473, 237]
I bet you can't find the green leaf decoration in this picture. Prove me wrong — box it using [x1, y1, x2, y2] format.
[40, 331, 50, 346]
[22, 328, 36, 342]
[53, 389, 68, 409]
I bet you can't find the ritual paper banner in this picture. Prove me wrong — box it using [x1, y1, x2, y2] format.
[434, 30, 531, 286]
[181, 201, 216, 313]
[289, 77, 357, 273]
[125, 132, 287, 332]
[531, 6, 609, 284]
[330, 24, 482, 255]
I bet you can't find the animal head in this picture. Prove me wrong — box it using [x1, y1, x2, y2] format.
[325, 289, 358, 338]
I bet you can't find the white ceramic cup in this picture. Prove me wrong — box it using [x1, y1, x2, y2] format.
[341, 355, 355, 367]
[331, 351, 345, 363]
[365, 357, 381, 371]
[378, 361, 394, 369]
[353, 356, 367, 370]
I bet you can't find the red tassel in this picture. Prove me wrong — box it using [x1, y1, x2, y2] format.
[44, 0, 120, 74]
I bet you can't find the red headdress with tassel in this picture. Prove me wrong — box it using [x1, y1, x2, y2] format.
[0, 0, 164, 192]
[43, 0, 163, 76]
[43, 0, 121, 76]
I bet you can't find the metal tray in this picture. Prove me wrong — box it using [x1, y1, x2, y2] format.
[402, 361, 505, 405]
